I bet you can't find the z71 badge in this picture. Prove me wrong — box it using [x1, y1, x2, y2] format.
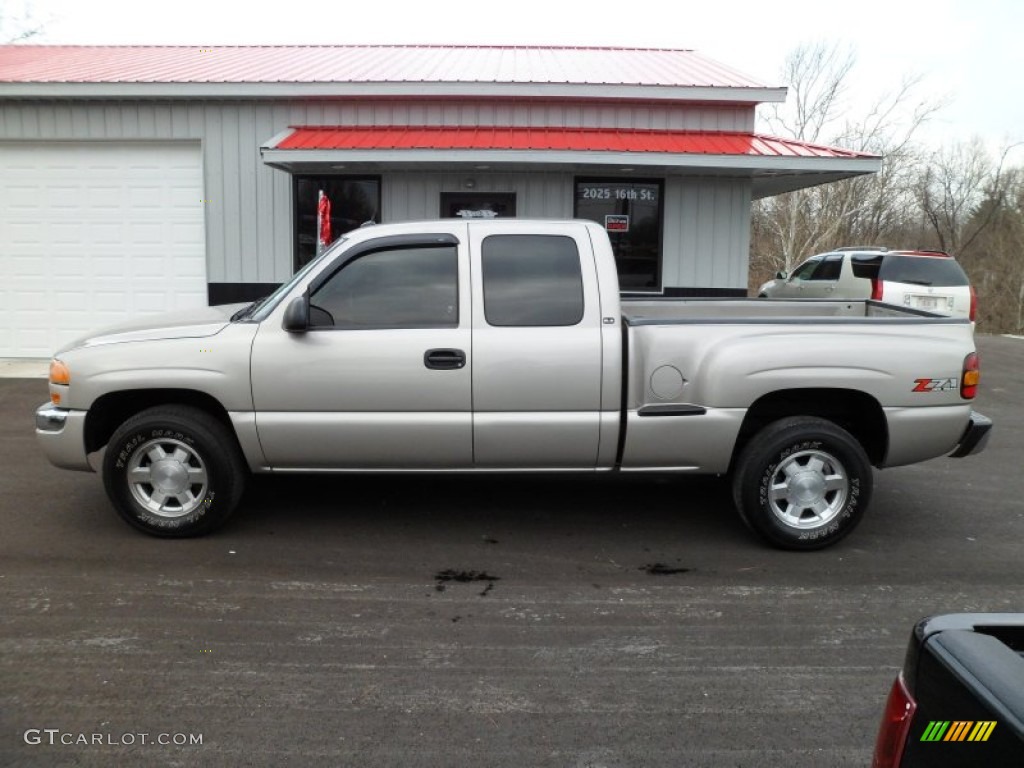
[913, 378, 959, 392]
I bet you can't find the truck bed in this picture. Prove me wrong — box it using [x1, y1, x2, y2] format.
[616, 295, 979, 473]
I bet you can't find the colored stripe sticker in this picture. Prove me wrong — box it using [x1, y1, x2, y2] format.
[969, 722, 997, 742]
[921, 721, 950, 741]
[921, 720, 996, 743]
[945, 721, 970, 741]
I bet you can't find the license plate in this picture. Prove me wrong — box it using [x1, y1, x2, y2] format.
[912, 295, 939, 310]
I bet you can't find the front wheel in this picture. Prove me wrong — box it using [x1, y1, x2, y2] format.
[102, 405, 247, 537]
[731, 417, 873, 550]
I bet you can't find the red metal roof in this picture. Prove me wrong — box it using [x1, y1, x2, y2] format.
[0, 45, 770, 88]
[272, 126, 875, 159]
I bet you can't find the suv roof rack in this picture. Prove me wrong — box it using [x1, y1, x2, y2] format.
[835, 246, 889, 252]
[895, 249, 951, 257]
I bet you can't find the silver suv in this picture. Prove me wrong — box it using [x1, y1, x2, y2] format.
[758, 247, 976, 321]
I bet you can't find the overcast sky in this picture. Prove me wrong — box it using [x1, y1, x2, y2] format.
[9, 0, 1023, 153]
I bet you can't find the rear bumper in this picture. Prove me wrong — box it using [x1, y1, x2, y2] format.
[949, 411, 993, 458]
[35, 403, 92, 471]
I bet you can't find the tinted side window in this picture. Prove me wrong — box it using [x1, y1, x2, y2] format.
[879, 256, 969, 287]
[851, 254, 883, 280]
[310, 246, 458, 329]
[482, 235, 585, 327]
[810, 254, 843, 281]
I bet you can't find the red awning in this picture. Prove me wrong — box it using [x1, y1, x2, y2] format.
[271, 126, 873, 159]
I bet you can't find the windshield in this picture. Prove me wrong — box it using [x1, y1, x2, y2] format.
[240, 238, 349, 323]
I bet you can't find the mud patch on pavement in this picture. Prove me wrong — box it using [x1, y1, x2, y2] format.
[641, 563, 692, 576]
[435, 569, 501, 596]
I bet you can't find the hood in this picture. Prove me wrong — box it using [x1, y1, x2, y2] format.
[57, 303, 248, 354]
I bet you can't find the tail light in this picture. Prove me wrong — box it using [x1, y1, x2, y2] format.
[872, 673, 917, 768]
[969, 285, 977, 322]
[961, 352, 980, 399]
[871, 278, 884, 301]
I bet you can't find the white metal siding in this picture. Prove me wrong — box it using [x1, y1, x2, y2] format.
[0, 141, 206, 357]
[382, 171, 575, 220]
[0, 100, 756, 291]
[662, 177, 752, 290]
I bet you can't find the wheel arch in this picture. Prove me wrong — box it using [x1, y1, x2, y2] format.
[85, 389, 234, 455]
[730, 388, 888, 472]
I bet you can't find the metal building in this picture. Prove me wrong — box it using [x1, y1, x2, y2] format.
[0, 45, 880, 358]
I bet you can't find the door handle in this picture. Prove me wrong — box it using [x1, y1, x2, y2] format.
[424, 348, 466, 370]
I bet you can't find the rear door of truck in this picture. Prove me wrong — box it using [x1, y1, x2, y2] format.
[467, 221, 608, 468]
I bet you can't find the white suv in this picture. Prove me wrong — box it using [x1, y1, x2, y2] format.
[757, 247, 977, 321]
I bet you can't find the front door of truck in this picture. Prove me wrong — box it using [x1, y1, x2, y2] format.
[468, 222, 605, 468]
[249, 234, 473, 469]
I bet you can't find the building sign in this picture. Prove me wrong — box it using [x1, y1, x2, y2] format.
[440, 192, 517, 219]
[605, 214, 630, 232]
[455, 209, 499, 219]
[580, 185, 658, 203]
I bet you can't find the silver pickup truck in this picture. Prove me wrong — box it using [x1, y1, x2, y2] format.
[35, 219, 991, 549]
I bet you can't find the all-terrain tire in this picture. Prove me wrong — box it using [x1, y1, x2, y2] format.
[731, 417, 873, 550]
[102, 405, 247, 537]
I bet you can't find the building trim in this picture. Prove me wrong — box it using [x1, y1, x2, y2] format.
[0, 82, 789, 103]
[260, 146, 881, 175]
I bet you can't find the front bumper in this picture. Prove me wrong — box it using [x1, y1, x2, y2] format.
[35, 403, 92, 471]
[949, 411, 993, 458]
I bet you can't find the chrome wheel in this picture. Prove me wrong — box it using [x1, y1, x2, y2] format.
[768, 449, 849, 529]
[126, 438, 208, 518]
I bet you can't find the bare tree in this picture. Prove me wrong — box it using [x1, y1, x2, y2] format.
[753, 42, 857, 276]
[951, 166, 1024, 333]
[914, 140, 1023, 255]
[762, 42, 856, 144]
[750, 42, 942, 285]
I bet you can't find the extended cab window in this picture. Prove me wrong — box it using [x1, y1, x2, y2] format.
[481, 235, 584, 327]
[309, 246, 458, 329]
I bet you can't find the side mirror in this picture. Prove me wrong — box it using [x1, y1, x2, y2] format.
[776, 270, 788, 280]
[282, 295, 309, 333]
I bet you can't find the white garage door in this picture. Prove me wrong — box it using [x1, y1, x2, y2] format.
[0, 141, 207, 358]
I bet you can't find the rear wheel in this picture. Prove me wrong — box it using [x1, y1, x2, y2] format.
[731, 417, 872, 550]
[102, 405, 247, 537]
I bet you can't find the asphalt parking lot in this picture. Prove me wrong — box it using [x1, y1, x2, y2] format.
[1, 335, 1022, 767]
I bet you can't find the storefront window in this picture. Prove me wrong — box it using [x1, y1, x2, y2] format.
[294, 176, 381, 270]
[573, 178, 663, 293]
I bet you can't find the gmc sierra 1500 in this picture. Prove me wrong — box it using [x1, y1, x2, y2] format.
[35, 219, 991, 548]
